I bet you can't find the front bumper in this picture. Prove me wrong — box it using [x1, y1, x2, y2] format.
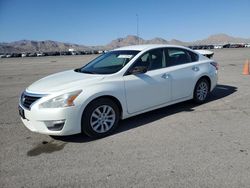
[19, 103, 82, 136]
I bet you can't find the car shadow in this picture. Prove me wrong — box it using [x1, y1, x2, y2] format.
[52, 84, 237, 143]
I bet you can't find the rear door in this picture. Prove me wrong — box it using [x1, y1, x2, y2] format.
[164, 48, 199, 101]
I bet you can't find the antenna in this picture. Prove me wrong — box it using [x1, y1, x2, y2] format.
[136, 14, 139, 44]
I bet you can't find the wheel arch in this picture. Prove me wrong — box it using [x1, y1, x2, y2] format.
[193, 75, 211, 96]
[82, 95, 123, 119]
[197, 75, 211, 88]
[80, 95, 123, 137]
[200, 75, 211, 90]
[192, 75, 212, 104]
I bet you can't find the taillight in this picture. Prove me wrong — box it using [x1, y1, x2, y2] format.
[210, 62, 219, 70]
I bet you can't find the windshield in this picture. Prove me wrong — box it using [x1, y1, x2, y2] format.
[77, 50, 140, 74]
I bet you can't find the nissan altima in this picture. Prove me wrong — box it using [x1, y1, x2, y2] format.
[19, 44, 218, 138]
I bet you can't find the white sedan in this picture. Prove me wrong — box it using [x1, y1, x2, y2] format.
[19, 44, 218, 138]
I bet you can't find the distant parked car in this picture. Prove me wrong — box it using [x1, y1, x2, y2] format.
[0, 54, 7, 58]
[230, 44, 240, 48]
[207, 45, 214, 49]
[84, 51, 91, 55]
[19, 44, 218, 137]
[223, 44, 230, 48]
[79, 51, 86, 55]
[52, 52, 60, 56]
[60, 51, 70, 56]
[11, 53, 22, 57]
[45, 52, 60, 56]
[27, 53, 37, 57]
[36, 52, 45, 57]
[21, 53, 27, 57]
[214, 45, 223, 49]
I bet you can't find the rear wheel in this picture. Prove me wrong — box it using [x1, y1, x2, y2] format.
[193, 78, 209, 104]
[81, 98, 120, 138]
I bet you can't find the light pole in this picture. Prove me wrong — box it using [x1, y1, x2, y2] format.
[136, 14, 139, 44]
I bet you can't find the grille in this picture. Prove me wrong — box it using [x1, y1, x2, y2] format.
[21, 92, 42, 109]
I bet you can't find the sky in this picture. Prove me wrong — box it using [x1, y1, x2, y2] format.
[0, 0, 250, 45]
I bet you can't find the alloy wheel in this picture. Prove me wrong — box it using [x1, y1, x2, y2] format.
[196, 81, 208, 101]
[90, 105, 116, 133]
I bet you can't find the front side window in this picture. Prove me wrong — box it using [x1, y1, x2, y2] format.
[78, 50, 139, 74]
[128, 48, 165, 72]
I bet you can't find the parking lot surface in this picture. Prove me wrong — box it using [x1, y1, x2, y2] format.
[0, 49, 250, 187]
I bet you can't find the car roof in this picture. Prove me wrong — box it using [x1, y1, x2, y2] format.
[113, 44, 189, 52]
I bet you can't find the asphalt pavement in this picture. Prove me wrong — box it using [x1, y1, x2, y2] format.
[0, 49, 250, 187]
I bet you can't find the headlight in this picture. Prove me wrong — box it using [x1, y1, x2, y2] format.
[39, 90, 82, 108]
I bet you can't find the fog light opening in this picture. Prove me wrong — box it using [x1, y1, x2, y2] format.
[44, 120, 65, 131]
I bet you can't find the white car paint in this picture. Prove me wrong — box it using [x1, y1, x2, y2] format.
[19, 44, 218, 136]
[124, 68, 172, 114]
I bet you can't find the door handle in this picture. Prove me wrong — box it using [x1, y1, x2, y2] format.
[192, 66, 200, 72]
[161, 73, 170, 79]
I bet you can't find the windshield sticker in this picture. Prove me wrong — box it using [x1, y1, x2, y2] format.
[117, 54, 133, 59]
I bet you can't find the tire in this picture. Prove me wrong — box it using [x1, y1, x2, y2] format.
[193, 78, 210, 104]
[81, 98, 120, 138]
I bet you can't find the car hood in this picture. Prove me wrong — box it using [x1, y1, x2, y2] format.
[27, 70, 105, 93]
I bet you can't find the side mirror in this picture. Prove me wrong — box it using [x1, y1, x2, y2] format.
[129, 66, 147, 75]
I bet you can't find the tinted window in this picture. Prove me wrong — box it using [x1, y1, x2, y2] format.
[164, 48, 197, 67]
[188, 50, 199, 62]
[129, 48, 165, 72]
[165, 48, 192, 67]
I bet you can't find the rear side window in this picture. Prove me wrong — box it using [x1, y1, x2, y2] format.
[188, 50, 199, 62]
[165, 48, 198, 67]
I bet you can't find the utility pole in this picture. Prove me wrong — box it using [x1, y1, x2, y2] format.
[136, 14, 139, 44]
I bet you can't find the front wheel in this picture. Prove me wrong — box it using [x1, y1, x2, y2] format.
[193, 78, 210, 104]
[81, 98, 120, 138]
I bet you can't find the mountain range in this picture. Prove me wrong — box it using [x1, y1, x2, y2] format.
[1, 34, 250, 53]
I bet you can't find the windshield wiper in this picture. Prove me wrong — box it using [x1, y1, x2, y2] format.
[74, 69, 96, 74]
[81, 70, 96, 74]
[74, 68, 81, 72]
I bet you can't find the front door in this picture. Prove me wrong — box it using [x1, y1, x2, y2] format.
[123, 48, 171, 114]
